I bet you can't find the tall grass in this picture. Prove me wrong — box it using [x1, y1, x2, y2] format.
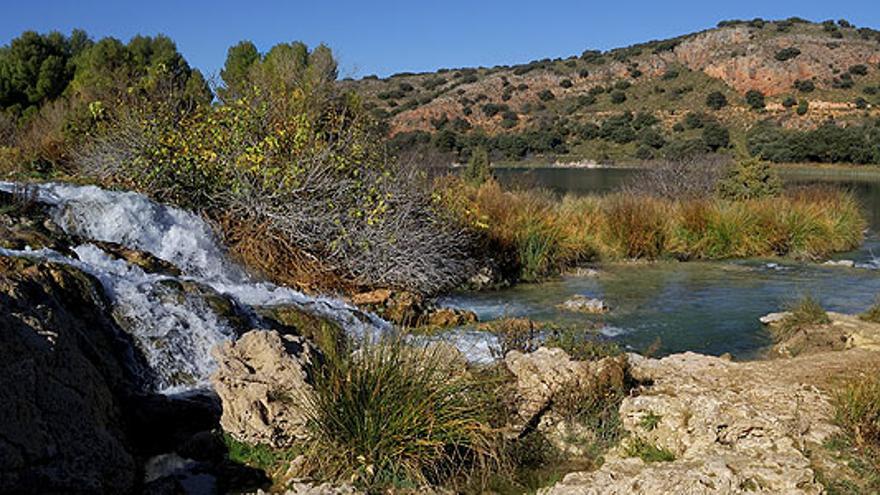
[834, 374, 880, 456]
[301, 338, 501, 491]
[438, 178, 866, 282]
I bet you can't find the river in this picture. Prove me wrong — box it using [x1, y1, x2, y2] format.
[440, 167, 880, 359]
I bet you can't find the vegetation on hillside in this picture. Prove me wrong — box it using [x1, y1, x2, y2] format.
[348, 17, 880, 166]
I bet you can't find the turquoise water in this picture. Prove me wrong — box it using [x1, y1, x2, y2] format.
[443, 167, 880, 358]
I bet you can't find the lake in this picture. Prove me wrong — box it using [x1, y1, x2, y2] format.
[441, 167, 880, 359]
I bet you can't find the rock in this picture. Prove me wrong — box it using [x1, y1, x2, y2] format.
[0, 190, 73, 252]
[351, 288, 477, 329]
[563, 267, 601, 278]
[90, 240, 183, 276]
[257, 482, 361, 495]
[423, 306, 479, 327]
[504, 347, 628, 438]
[350, 288, 393, 306]
[823, 259, 855, 268]
[540, 351, 858, 495]
[557, 294, 609, 314]
[211, 330, 319, 448]
[759, 311, 791, 325]
[771, 311, 880, 357]
[0, 256, 138, 493]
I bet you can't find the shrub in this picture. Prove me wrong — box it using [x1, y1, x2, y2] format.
[683, 112, 707, 129]
[464, 146, 491, 185]
[783, 96, 797, 108]
[797, 99, 809, 115]
[745, 89, 765, 110]
[538, 89, 555, 101]
[702, 122, 730, 151]
[774, 47, 802, 61]
[716, 158, 781, 201]
[610, 91, 627, 104]
[302, 338, 501, 491]
[793, 79, 815, 93]
[623, 155, 726, 200]
[82, 43, 475, 296]
[662, 69, 680, 80]
[559, 79, 573, 88]
[706, 91, 728, 110]
[849, 64, 869, 76]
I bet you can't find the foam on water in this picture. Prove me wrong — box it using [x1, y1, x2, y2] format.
[0, 181, 391, 393]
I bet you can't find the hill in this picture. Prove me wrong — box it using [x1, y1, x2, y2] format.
[343, 18, 880, 165]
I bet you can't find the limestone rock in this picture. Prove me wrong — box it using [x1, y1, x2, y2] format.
[822, 259, 855, 268]
[212, 330, 319, 448]
[0, 256, 138, 493]
[541, 351, 850, 494]
[90, 240, 183, 276]
[504, 347, 626, 432]
[557, 294, 609, 314]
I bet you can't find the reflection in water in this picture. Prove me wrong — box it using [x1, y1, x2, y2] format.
[448, 167, 880, 358]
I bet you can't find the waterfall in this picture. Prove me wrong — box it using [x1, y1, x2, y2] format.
[0, 182, 390, 394]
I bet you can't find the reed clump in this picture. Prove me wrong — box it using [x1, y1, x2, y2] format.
[439, 177, 865, 282]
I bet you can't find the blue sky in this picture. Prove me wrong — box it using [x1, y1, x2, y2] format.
[2, 1, 879, 80]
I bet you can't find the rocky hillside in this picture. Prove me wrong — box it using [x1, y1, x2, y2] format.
[344, 18, 880, 163]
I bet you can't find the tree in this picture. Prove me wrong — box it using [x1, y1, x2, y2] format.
[797, 99, 809, 115]
[745, 90, 765, 110]
[463, 146, 491, 185]
[0, 30, 80, 109]
[220, 41, 259, 97]
[717, 158, 782, 200]
[706, 91, 728, 110]
[702, 122, 730, 151]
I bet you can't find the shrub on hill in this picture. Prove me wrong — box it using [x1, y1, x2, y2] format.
[610, 91, 627, 104]
[774, 47, 802, 61]
[745, 90, 766, 110]
[706, 91, 728, 110]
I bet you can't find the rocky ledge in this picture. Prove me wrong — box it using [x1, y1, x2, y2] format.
[541, 346, 880, 494]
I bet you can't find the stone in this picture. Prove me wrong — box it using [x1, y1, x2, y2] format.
[423, 306, 479, 327]
[0, 256, 138, 493]
[823, 259, 856, 268]
[539, 349, 880, 495]
[91, 240, 183, 276]
[759, 311, 791, 324]
[350, 288, 393, 306]
[557, 294, 609, 314]
[504, 347, 627, 437]
[211, 330, 319, 448]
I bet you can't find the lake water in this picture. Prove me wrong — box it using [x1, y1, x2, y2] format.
[442, 167, 880, 359]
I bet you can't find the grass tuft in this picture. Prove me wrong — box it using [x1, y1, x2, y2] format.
[623, 437, 676, 462]
[774, 295, 831, 342]
[301, 337, 501, 491]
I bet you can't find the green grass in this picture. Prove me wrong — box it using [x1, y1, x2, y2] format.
[639, 411, 662, 432]
[774, 295, 831, 342]
[222, 434, 300, 473]
[300, 337, 502, 491]
[623, 437, 676, 463]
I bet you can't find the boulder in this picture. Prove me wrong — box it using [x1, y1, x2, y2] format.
[90, 240, 182, 276]
[822, 259, 855, 268]
[0, 256, 138, 493]
[503, 347, 628, 446]
[211, 330, 319, 448]
[557, 295, 609, 314]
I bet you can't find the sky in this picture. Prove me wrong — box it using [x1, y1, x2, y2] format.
[2, 0, 879, 80]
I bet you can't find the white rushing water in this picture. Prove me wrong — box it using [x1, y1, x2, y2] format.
[0, 182, 390, 393]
